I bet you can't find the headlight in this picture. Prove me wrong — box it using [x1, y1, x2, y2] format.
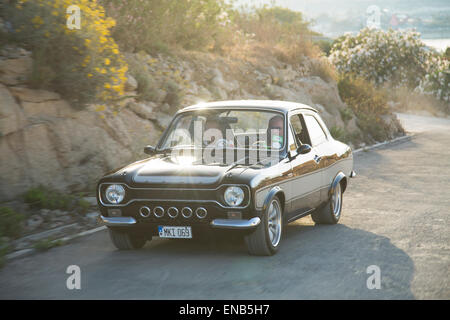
[224, 186, 244, 207]
[105, 184, 125, 204]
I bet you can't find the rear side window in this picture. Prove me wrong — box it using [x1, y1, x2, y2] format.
[304, 115, 327, 146]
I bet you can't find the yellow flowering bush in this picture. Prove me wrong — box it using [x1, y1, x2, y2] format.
[6, 0, 128, 108]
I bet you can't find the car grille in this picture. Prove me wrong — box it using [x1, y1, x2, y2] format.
[129, 189, 218, 201]
[126, 202, 227, 225]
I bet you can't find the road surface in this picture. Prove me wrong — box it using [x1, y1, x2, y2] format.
[0, 113, 449, 299]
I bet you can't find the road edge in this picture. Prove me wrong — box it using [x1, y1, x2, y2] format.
[353, 134, 413, 154]
[5, 226, 107, 261]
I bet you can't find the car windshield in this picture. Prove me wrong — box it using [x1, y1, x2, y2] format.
[159, 109, 286, 152]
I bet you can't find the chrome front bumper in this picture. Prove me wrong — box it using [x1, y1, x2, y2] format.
[210, 217, 261, 229]
[100, 216, 137, 226]
[100, 215, 261, 230]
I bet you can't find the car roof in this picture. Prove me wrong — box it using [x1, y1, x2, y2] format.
[179, 100, 318, 114]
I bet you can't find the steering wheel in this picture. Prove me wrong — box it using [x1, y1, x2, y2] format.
[252, 140, 267, 147]
[204, 139, 233, 148]
[215, 139, 234, 148]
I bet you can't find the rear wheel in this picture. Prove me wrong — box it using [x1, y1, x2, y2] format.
[108, 229, 147, 250]
[311, 182, 343, 224]
[245, 196, 283, 256]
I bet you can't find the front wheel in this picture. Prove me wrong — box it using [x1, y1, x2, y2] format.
[245, 196, 283, 256]
[108, 229, 147, 250]
[311, 182, 343, 224]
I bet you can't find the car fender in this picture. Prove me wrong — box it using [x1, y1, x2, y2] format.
[330, 171, 347, 196]
[262, 186, 285, 213]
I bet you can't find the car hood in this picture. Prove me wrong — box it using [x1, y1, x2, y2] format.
[122, 154, 249, 186]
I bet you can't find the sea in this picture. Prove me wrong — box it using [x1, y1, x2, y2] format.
[422, 39, 450, 52]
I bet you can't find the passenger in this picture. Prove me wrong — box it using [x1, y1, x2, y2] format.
[267, 115, 284, 149]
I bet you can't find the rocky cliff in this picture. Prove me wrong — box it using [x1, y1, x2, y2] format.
[0, 47, 161, 200]
[0, 46, 402, 201]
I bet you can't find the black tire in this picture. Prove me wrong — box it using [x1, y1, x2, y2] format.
[108, 229, 147, 250]
[311, 181, 343, 224]
[245, 196, 283, 256]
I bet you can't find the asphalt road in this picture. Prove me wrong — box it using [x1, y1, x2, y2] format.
[0, 113, 449, 299]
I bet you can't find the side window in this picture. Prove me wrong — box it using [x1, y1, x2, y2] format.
[288, 123, 297, 153]
[303, 115, 327, 146]
[289, 114, 309, 146]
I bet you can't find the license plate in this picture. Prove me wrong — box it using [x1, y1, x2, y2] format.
[158, 226, 192, 239]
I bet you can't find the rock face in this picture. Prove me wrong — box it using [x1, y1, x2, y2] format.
[0, 84, 26, 136]
[126, 50, 355, 133]
[0, 54, 32, 85]
[125, 74, 138, 92]
[0, 48, 162, 201]
[0, 90, 161, 200]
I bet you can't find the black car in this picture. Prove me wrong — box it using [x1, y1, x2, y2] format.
[97, 100, 355, 255]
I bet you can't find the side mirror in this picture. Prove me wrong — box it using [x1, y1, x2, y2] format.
[298, 144, 312, 154]
[144, 145, 156, 155]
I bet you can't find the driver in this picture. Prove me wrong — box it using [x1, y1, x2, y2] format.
[203, 119, 234, 148]
[267, 115, 284, 149]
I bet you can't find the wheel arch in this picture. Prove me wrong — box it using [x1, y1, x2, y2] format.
[330, 171, 348, 196]
[262, 186, 285, 214]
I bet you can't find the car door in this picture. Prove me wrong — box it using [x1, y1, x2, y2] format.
[286, 112, 322, 221]
[311, 113, 344, 203]
[302, 113, 330, 203]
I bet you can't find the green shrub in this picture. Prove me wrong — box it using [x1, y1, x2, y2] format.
[102, 0, 232, 52]
[232, 6, 311, 44]
[23, 186, 91, 213]
[338, 77, 393, 142]
[147, 41, 172, 56]
[231, 5, 318, 62]
[330, 125, 363, 146]
[0, 207, 25, 239]
[76, 199, 91, 215]
[329, 126, 346, 141]
[309, 57, 337, 83]
[338, 77, 389, 115]
[134, 71, 158, 102]
[24, 186, 73, 210]
[339, 107, 353, 123]
[314, 39, 332, 56]
[33, 239, 64, 251]
[23, 187, 46, 207]
[163, 79, 184, 107]
[5, 0, 128, 108]
[416, 56, 450, 102]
